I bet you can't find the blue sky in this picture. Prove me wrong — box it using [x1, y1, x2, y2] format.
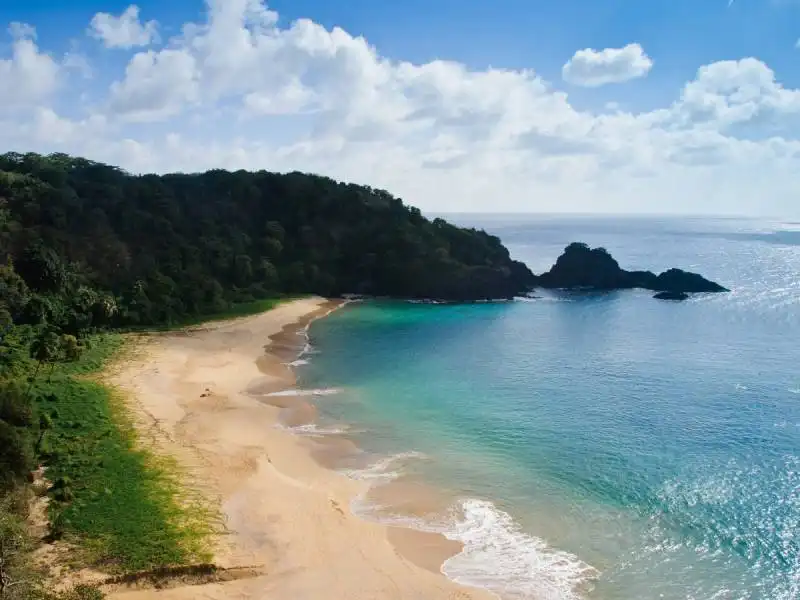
[1, 0, 800, 215]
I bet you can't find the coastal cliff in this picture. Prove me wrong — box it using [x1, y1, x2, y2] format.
[0, 152, 535, 315]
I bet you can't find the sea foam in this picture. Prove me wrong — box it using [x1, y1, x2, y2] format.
[441, 499, 598, 600]
[342, 451, 428, 483]
[341, 452, 596, 600]
[277, 423, 351, 436]
[266, 388, 341, 397]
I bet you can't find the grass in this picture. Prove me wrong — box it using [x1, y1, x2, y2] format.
[124, 296, 296, 332]
[9, 298, 297, 574]
[174, 297, 287, 327]
[32, 335, 216, 573]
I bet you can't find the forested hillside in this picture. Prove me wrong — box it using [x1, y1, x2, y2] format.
[0, 152, 534, 596]
[0, 152, 534, 332]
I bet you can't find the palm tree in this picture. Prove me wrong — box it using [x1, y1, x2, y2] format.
[28, 329, 59, 395]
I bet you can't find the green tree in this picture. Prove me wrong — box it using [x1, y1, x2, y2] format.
[35, 412, 52, 454]
[28, 330, 60, 390]
[0, 266, 29, 319]
[59, 335, 81, 362]
[0, 421, 34, 492]
[13, 243, 68, 294]
[234, 255, 253, 286]
[256, 258, 279, 291]
[0, 382, 34, 429]
[0, 150, 535, 324]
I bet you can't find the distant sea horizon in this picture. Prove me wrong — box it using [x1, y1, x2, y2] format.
[430, 211, 800, 221]
[292, 214, 799, 600]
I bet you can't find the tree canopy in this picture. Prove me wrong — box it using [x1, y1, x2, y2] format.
[0, 152, 535, 331]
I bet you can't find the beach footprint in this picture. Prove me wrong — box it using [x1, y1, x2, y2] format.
[329, 498, 345, 516]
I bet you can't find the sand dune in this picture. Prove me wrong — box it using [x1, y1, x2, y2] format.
[106, 297, 491, 600]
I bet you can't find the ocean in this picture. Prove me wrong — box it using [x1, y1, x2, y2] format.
[293, 215, 800, 600]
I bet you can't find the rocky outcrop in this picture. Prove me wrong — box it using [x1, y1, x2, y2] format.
[653, 291, 690, 301]
[536, 243, 728, 294]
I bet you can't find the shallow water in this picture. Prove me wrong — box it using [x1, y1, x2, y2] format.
[295, 215, 800, 600]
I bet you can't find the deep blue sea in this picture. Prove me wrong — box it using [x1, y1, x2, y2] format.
[293, 215, 800, 600]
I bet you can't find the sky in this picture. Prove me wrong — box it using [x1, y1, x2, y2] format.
[1, 0, 800, 216]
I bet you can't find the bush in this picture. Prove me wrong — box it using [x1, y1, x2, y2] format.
[0, 421, 34, 492]
[50, 477, 74, 503]
[0, 381, 34, 427]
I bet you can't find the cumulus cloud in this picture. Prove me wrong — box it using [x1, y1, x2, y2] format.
[0, 24, 59, 109]
[109, 49, 198, 121]
[89, 5, 158, 49]
[672, 58, 800, 128]
[1, 0, 800, 216]
[562, 43, 653, 87]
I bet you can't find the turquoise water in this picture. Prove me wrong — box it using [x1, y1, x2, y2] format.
[295, 216, 800, 600]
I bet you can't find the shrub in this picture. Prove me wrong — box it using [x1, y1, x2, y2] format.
[0, 381, 34, 427]
[0, 421, 34, 492]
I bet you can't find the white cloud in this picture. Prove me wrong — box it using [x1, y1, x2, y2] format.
[89, 5, 158, 49]
[563, 43, 653, 87]
[671, 58, 800, 128]
[0, 24, 59, 109]
[244, 79, 316, 115]
[109, 49, 198, 121]
[2, 1, 800, 216]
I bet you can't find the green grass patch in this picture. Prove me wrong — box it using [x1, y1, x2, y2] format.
[123, 296, 299, 332]
[175, 297, 287, 327]
[32, 335, 215, 573]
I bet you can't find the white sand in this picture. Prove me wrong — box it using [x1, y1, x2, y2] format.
[105, 298, 492, 600]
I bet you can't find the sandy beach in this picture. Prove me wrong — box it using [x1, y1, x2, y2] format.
[105, 297, 493, 600]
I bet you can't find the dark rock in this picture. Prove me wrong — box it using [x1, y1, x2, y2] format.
[652, 268, 728, 293]
[653, 291, 690, 301]
[537, 242, 728, 294]
[537, 243, 629, 290]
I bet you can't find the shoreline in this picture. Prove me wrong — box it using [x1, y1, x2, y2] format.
[105, 297, 493, 599]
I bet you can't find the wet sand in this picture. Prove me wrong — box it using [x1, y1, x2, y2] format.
[105, 297, 493, 600]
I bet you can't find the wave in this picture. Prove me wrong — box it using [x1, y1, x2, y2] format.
[789, 388, 800, 395]
[441, 499, 598, 600]
[341, 451, 428, 483]
[286, 298, 348, 366]
[350, 489, 597, 600]
[277, 423, 351, 436]
[287, 338, 317, 365]
[341, 451, 596, 600]
[266, 388, 341, 397]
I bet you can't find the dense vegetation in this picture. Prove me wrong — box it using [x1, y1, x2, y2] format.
[0, 332, 216, 598]
[0, 151, 536, 596]
[0, 151, 534, 326]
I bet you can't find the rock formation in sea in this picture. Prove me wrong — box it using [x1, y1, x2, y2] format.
[653, 291, 690, 301]
[536, 243, 728, 294]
